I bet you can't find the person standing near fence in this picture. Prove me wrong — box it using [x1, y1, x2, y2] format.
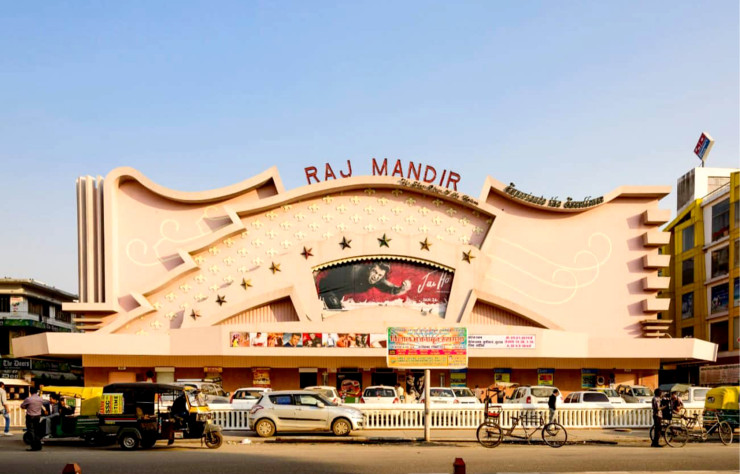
[651, 388, 663, 448]
[548, 389, 559, 423]
[0, 382, 10, 436]
[20, 387, 47, 451]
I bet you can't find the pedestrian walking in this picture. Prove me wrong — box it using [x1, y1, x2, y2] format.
[548, 389, 559, 423]
[0, 382, 11, 436]
[394, 383, 405, 403]
[651, 388, 663, 447]
[20, 386, 47, 451]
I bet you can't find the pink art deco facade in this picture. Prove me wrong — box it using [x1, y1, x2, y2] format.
[15, 166, 716, 394]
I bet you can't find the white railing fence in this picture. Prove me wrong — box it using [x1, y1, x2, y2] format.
[8, 401, 702, 432]
[208, 403, 704, 431]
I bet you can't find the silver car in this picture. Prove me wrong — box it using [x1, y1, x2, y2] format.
[249, 390, 364, 437]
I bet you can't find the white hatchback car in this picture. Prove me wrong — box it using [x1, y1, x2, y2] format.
[360, 386, 399, 404]
[231, 387, 272, 409]
[304, 385, 342, 405]
[505, 385, 560, 406]
[563, 391, 614, 408]
[589, 388, 624, 405]
[249, 390, 364, 437]
[419, 387, 482, 405]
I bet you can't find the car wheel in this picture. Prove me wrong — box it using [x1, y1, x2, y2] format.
[331, 418, 351, 436]
[119, 433, 139, 450]
[255, 419, 276, 438]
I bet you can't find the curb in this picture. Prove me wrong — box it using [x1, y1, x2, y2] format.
[263, 436, 631, 446]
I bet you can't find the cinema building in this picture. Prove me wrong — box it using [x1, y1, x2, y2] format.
[15, 165, 717, 395]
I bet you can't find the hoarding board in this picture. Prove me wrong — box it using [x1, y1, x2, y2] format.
[387, 327, 467, 369]
[694, 132, 715, 161]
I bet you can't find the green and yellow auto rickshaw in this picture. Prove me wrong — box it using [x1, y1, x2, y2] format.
[98, 383, 223, 450]
[704, 386, 740, 429]
[22, 386, 106, 446]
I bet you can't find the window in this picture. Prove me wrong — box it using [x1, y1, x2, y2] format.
[0, 296, 9, 312]
[682, 225, 694, 252]
[583, 393, 609, 403]
[681, 292, 694, 320]
[681, 326, 694, 338]
[709, 320, 729, 352]
[269, 395, 294, 405]
[734, 317, 739, 350]
[734, 278, 739, 307]
[710, 283, 729, 314]
[296, 394, 322, 406]
[711, 247, 729, 278]
[711, 199, 730, 241]
[682, 258, 694, 285]
[734, 239, 739, 269]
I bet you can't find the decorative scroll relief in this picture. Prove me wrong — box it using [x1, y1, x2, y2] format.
[486, 232, 612, 305]
[125, 205, 229, 267]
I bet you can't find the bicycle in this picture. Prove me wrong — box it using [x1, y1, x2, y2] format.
[678, 411, 733, 445]
[649, 416, 689, 448]
[476, 405, 568, 448]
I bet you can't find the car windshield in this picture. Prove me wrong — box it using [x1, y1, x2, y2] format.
[430, 389, 454, 397]
[583, 393, 609, 402]
[236, 390, 264, 400]
[312, 389, 336, 399]
[364, 388, 395, 397]
[314, 393, 336, 406]
[187, 390, 207, 407]
[453, 388, 475, 397]
[632, 387, 653, 396]
[531, 387, 556, 398]
[601, 389, 619, 397]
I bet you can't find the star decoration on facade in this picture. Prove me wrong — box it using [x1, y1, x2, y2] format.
[209, 265, 221, 273]
[364, 188, 376, 195]
[280, 239, 293, 249]
[209, 285, 219, 292]
[237, 266, 248, 274]
[241, 230, 250, 239]
[377, 197, 389, 206]
[340, 237, 352, 249]
[165, 292, 176, 302]
[265, 229, 277, 239]
[223, 275, 234, 284]
[391, 207, 403, 215]
[446, 208, 458, 216]
[459, 217, 470, 225]
[194, 293, 207, 302]
[237, 248, 249, 257]
[364, 224, 376, 232]
[190, 309, 201, 320]
[269, 262, 281, 274]
[223, 238, 235, 247]
[280, 221, 292, 230]
[462, 250, 475, 263]
[350, 196, 361, 205]
[194, 274, 206, 283]
[294, 231, 306, 240]
[308, 204, 320, 213]
[377, 215, 389, 223]
[420, 238, 432, 251]
[194, 256, 206, 265]
[418, 225, 429, 233]
[252, 257, 264, 266]
[322, 231, 334, 239]
[252, 220, 264, 229]
[336, 204, 347, 213]
[265, 211, 278, 220]
[165, 312, 177, 321]
[265, 248, 278, 257]
[151, 320, 162, 329]
[378, 233, 392, 248]
[223, 256, 235, 266]
[322, 214, 334, 222]
[322, 195, 334, 204]
[391, 189, 403, 197]
[294, 212, 306, 221]
[208, 246, 220, 255]
[432, 199, 443, 207]
[241, 278, 252, 290]
[216, 295, 227, 306]
[301, 247, 314, 259]
[432, 216, 442, 225]
[418, 207, 430, 216]
[153, 302, 163, 310]
[405, 197, 416, 206]
[391, 224, 404, 232]
[350, 214, 361, 223]
[282, 204, 293, 211]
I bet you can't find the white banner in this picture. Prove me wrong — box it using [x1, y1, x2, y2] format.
[468, 335, 535, 349]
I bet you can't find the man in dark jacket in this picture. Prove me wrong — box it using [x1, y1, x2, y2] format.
[651, 388, 663, 447]
[548, 389, 559, 423]
[21, 387, 47, 451]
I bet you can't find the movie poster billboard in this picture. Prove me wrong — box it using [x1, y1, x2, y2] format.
[252, 368, 270, 387]
[229, 332, 250, 347]
[537, 368, 555, 386]
[314, 259, 453, 317]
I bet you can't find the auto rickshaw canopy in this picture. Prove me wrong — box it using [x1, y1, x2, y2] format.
[704, 386, 740, 411]
[42, 386, 103, 416]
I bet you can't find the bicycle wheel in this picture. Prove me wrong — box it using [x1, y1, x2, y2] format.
[476, 422, 503, 448]
[718, 421, 733, 445]
[649, 425, 667, 446]
[542, 422, 567, 448]
[665, 424, 688, 448]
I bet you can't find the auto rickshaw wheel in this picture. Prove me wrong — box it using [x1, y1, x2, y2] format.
[331, 418, 351, 436]
[204, 431, 223, 449]
[120, 433, 140, 450]
[255, 419, 275, 438]
[84, 432, 102, 447]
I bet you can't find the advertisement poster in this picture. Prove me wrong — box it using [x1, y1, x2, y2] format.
[468, 335, 535, 349]
[266, 333, 284, 347]
[100, 393, 123, 415]
[734, 278, 739, 305]
[710, 283, 729, 314]
[252, 368, 271, 387]
[450, 369, 467, 387]
[387, 327, 467, 369]
[337, 372, 363, 403]
[229, 332, 250, 347]
[303, 333, 322, 347]
[282, 333, 303, 347]
[681, 292, 693, 320]
[314, 259, 453, 317]
[494, 368, 511, 383]
[250, 332, 267, 346]
[405, 370, 425, 401]
[537, 368, 555, 386]
[581, 369, 598, 389]
[10, 296, 22, 313]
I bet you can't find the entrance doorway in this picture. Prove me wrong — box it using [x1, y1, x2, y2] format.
[371, 369, 397, 387]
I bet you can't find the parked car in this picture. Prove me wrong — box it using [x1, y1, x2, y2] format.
[419, 387, 483, 405]
[304, 386, 342, 405]
[360, 386, 399, 404]
[616, 384, 653, 404]
[659, 384, 711, 408]
[230, 387, 272, 409]
[589, 388, 625, 405]
[249, 390, 364, 437]
[563, 391, 613, 408]
[505, 385, 560, 405]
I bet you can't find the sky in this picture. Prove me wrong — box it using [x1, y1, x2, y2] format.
[1, 1, 738, 295]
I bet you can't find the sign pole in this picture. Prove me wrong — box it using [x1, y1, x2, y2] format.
[424, 368, 431, 442]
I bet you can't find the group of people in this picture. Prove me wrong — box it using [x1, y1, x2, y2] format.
[650, 388, 685, 448]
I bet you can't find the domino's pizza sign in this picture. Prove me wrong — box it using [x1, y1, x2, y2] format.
[694, 132, 715, 162]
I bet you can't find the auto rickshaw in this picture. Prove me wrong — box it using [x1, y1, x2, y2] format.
[704, 386, 740, 428]
[22, 386, 105, 446]
[98, 383, 223, 450]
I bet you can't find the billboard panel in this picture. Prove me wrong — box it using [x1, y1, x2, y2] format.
[387, 327, 467, 369]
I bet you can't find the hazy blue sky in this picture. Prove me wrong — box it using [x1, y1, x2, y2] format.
[1, 1, 738, 294]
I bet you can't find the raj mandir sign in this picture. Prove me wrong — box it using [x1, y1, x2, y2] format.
[305, 158, 462, 190]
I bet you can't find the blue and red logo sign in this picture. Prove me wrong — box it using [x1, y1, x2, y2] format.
[694, 132, 714, 161]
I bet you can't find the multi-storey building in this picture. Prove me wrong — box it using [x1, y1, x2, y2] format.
[0, 278, 81, 391]
[662, 168, 739, 385]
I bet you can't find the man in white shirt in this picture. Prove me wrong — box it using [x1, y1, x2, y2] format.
[0, 382, 11, 435]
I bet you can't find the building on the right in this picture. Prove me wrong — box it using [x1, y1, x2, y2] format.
[662, 167, 739, 385]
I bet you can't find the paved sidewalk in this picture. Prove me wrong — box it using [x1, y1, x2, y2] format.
[221, 428, 654, 446]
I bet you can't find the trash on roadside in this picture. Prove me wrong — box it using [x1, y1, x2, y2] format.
[241, 438, 252, 444]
